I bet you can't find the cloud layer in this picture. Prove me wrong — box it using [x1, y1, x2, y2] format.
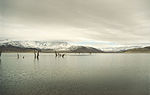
[0, 0, 150, 45]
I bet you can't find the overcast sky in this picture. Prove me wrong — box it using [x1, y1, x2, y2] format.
[0, 0, 150, 46]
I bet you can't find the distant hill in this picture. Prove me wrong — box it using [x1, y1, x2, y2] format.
[124, 46, 150, 53]
[68, 46, 103, 53]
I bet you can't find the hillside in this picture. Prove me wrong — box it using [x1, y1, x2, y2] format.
[124, 46, 150, 53]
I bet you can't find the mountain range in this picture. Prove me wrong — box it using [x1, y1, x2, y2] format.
[0, 40, 103, 53]
[0, 40, 150, 53]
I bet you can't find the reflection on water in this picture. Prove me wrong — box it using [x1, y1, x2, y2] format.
[0, 53, 150, 95]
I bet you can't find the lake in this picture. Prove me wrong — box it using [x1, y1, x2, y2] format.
[0, 53, 150, 95]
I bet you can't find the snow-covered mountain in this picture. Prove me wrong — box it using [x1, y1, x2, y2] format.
[0, 40, 103, 53]
[0, 40, 71, 51]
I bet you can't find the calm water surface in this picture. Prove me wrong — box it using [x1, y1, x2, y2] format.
[0, 53, 150, 95]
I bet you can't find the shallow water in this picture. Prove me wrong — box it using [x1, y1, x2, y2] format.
[0, 53, 150, 95]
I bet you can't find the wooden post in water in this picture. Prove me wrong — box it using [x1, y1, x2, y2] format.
[0, 47, 2, 57]
[62, 54, 65, 58]
[0, 48, 2, 64]
[17, 53, 19, 59]
[37, 50, 40, 60]
[34, 50, 36, 59]
[55, 51, 58, 57]
[0, 50, 2, 57]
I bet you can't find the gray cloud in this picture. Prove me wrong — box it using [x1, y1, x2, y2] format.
[0, 0, 150, 45]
